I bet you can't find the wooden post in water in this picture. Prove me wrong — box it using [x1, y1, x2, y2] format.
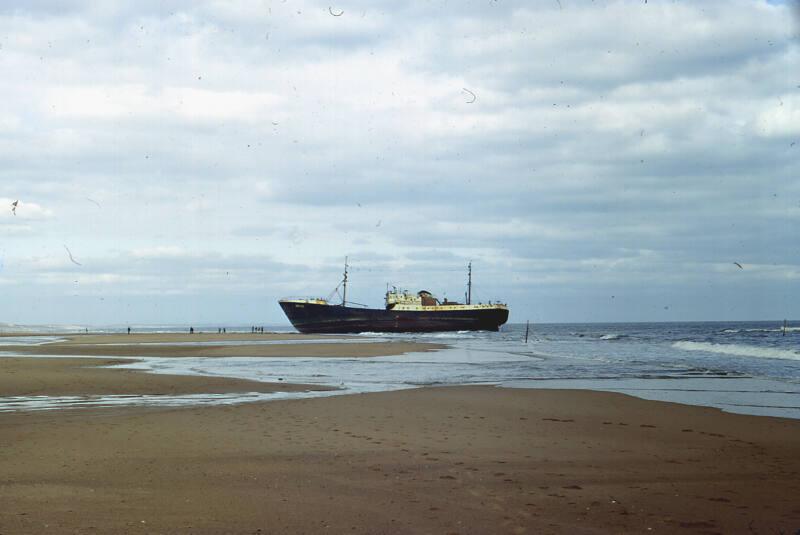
[524, 320, 530, 343]
[784, 319, 787, 336]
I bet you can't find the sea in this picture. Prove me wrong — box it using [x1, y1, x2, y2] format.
[1, 321, 799, 419]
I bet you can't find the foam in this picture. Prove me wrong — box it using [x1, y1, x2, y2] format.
[673, 341, 800, 361]
[721, 327, 800, 334]
[600, 333, 624, 341]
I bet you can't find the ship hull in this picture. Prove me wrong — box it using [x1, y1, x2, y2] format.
[279, 301, 509, 334]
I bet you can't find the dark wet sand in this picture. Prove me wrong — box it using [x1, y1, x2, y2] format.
[1, 386, 798, 534]
[0, 357, 329, 397]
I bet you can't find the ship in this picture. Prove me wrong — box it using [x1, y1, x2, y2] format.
[279, 260, 509, 334]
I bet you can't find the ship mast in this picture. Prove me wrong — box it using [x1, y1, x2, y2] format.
[467, 262, 472, 305]
[342, 257, 348, 306]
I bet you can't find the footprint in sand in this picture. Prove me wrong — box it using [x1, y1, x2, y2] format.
[678, 520, 716, 529]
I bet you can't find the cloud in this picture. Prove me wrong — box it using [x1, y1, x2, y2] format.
[129, 246, 190, 259]
[0, 0, 797, 324]
[43, 85, 283, 123]
[755, 95, 800, 137]
[0, 224, 35, 236]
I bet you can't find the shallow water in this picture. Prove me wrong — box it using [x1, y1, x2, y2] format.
[0, 336, 66, 346]
[1, 321, 799, 418]
[93, 339, 376, 347]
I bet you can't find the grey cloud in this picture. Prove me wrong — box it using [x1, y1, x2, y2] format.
[0, 0, 797, 324]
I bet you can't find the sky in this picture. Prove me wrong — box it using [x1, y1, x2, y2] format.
[0, 0, 798, 326]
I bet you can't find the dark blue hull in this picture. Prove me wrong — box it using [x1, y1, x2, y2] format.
[279, 301, 509, 334]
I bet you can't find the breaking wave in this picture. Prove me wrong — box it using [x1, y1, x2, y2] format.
[600, 333, 625, 341]
[721, 327, 800, 334]
[673, 341, 800, 361]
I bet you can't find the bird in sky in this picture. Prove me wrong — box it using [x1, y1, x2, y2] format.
[11, 200, 18, 216]
[64, 245, 82, 266]
[733, 262, 743, 269]
[462, 87, 477, 104]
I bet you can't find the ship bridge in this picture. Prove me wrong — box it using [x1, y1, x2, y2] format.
[385, 289, 507, 312]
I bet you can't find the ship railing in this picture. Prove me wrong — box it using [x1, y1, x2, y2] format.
[280, 296, 329, 303]
[343, 301, 370, 308]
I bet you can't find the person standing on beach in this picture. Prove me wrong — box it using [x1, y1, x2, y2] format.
[190, 327, 194, 334]
[127, 327, 131, 335]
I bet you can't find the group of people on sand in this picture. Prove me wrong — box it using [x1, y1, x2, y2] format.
[125, 326, 263, 335]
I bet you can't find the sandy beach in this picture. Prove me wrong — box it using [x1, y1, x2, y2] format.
[0, 333, 447, 358]
[1, 337, 799, 534]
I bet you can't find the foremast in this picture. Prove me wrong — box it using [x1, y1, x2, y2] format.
[341, 257, 348, 306]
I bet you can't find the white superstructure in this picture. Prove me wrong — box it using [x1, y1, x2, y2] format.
[385, 289, 507, 312]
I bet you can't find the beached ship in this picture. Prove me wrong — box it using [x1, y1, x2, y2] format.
[279, 260, 509, 334]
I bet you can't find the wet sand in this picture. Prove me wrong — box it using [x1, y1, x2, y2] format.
[0, 332, 446, 358]
[0, 357, 328, 397]
[1, 385, 799, 534]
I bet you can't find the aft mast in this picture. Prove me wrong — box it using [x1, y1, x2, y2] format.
[467, 262, 472, 305]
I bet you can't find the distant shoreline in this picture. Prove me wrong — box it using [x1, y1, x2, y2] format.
[1, 318, 796, 336]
